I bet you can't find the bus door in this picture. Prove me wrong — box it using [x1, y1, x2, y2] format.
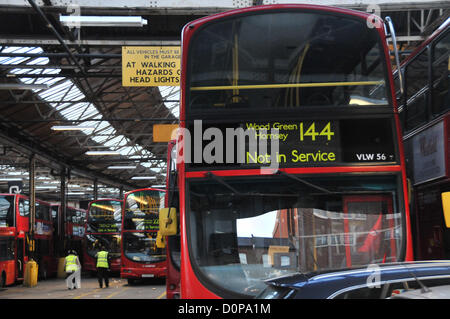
[416, 186, 447, 260]
[16, 236, 24, 279]
[343, 195, 396, 267]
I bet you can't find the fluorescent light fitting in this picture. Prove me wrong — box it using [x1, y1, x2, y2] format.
[0, 83, 49, 90]
[107, 165, 137, 169]
[85, 151, 121, 156]
[0, 178, 23, 181]
[131, 176, 157, 180]
[59, 16, 148, 27]
[36, 185, 58, 189]
[152, 185, 166, 188]
[51, 125, 95, 131]
[67, 192, 84, 196]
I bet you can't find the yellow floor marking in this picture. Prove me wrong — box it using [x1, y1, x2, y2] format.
[105, 287, 129, 299]
[73, 288, 101, 299]
[157, 291, 166, 299]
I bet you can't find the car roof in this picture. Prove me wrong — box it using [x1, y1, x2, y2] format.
[390, 284, 450, 299]
[265, 261, 450, 298]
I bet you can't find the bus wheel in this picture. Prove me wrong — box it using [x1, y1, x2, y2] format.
[39, 264, 48, 281]
[127, 279, 136, 286]
[0, 272, 5, 288]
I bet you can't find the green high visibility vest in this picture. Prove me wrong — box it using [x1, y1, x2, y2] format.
[65, 255, 78, 272]
[96, 251, 109, 268]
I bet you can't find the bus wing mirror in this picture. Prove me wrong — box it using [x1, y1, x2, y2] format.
[156, 231, 165, 248]
[442, 192, 450, 228]
[159, 207, 177, 236]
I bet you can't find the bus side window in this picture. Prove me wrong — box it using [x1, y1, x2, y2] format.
[35, 202, 41, 220]
[431, 31, 449, 117]
[19, 199, 30, 217]
[404, 49, 429, 131]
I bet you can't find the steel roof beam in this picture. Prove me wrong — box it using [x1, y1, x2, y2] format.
[1, 2, 448, 13]
[0, 99, 180, 106]
[0, 123, 139, 190]
[2, 73, 121, 78]
[0, 64, 121, 70]
[0, 38, 181, 46]
[0, 118, 178, 123]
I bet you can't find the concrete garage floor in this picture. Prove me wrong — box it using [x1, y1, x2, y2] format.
[0, 276, 167, 299]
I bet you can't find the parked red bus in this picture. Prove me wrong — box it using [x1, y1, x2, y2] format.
[50, 204, 63, 257]
[121, 188, 166, 284]
[84, 199, 122, 274]
[34, 198, 57, 279]
[51, 204, 87, 260]
[397, 18, 449, 260]
[168, 4, 414, 298]
[0, 194, 57, 286]
[164, 140, 181, 299]
[65, 206, 87, 259]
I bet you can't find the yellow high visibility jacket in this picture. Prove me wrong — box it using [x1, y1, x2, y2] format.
[96, 251, 109, 268]
[65, 254, 78, 272]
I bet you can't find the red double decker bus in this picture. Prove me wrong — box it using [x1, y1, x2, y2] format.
[65, 206, 86, 259]
[164, 140, 181, 299]
[84, 199, 123, 274]
[0, 194, 56, 286]
[168, 4, 413, 298]
[51, 204, 87, 259]
[396, 18, 449, 260]
[51, 203, 87, 258]
[34, 198, 56, 280]
[121, 188, 166, 284]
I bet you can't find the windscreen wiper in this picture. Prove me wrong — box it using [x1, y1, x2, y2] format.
[277, 170, 332, 194]
[206, 172, 241, 194]
[403, 264, 432, 294]
[205, 172, 297, 197]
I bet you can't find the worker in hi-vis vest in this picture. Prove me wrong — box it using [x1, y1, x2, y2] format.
[64, 250, 81, 290]
[95, 246, 110, 288]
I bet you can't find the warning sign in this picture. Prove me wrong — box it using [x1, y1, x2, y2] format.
[122, 46, 180, 87]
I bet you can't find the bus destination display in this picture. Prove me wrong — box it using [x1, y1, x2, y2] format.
[186, 118, 396, 169]
[124, 193, 161, 231]
[89, 203, 121, 233]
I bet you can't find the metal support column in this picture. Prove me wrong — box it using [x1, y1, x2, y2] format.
[29, 154, 36, 259]
[94, 179, 98, 201]
[60, 168, 67, 254]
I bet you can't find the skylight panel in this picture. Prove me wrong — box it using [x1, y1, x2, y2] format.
[78, 107, 99, 120]
[2, 45, 166, 177]
[27, 57, 49, 65]
[159, 86, 179, 118]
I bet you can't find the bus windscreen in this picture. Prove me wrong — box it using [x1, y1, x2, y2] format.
[0, 196, 14, 227]
[87, 200, 122, 233]
[123, 190, 165, 231]
[187, 173, 404, 297]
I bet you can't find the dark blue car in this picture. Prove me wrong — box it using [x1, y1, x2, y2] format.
[258, 261, 450, 299]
